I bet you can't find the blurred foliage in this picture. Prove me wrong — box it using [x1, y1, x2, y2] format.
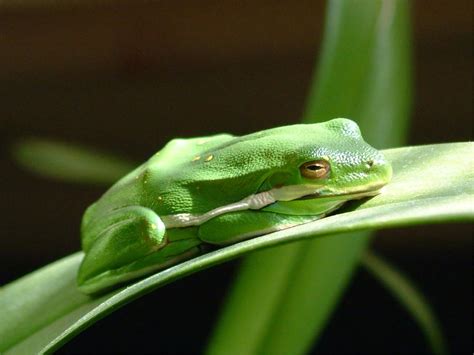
[12, 138, 135, 186]
[207, 1, 412, 354]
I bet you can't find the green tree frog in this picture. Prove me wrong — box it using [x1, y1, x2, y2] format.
[77, 118, 392, 294]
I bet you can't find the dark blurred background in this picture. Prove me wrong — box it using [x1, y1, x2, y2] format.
[1, 1, 471, 354]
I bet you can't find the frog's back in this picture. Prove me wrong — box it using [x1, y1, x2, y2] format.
[80, 133, 235, 251]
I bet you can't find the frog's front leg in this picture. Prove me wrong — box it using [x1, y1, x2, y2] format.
[77, 206, 167, 294]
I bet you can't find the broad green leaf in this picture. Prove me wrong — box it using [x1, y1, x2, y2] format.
[207, 1, 413, 354]
[12, 138, 135, 185]
[10, 139, 445, 353]
[1, 143, 472, 354]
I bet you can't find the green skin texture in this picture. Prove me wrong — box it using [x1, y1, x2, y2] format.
[78, 118, 392, 294]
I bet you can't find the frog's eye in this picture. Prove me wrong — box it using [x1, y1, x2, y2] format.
[300, 160, 330, 179]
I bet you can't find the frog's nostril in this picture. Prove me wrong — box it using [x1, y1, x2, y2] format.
[365, 159, 375, 169]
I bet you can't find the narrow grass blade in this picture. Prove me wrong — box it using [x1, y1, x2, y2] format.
[361, 250, 448, 355]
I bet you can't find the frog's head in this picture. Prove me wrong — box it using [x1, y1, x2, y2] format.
[256, 118, 392, 213]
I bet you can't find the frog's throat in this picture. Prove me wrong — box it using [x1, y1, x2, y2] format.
[160, 183, 384, 229]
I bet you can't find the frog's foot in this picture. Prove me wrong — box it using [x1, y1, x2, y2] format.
[77, 206, 166, 294]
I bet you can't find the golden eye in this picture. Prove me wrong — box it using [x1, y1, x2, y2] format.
[300, 160, 330, 179]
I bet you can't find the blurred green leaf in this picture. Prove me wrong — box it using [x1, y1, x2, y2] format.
[11, 138, 135, 185]
[1, 142, 472, 354]
[207, 1, 413, 354]
[361, 250, 447, 355]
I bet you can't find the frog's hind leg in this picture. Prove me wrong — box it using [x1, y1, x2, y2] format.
[78, 206, 167, 294]
[198, 210, 321, 245]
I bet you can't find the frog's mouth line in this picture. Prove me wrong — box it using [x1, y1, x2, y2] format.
[269, 182, 386, 203]
[296, 185, 385, 201]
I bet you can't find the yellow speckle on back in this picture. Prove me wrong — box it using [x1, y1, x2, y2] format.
[192, 156, 201, 162]
[150, 223, 157, 230]
[205, 155, 214, 162]
[157, 196, 163, 201]
[136, 169, 149, 183]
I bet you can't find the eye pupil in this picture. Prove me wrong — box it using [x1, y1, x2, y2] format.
[300, 160, 330, 179]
